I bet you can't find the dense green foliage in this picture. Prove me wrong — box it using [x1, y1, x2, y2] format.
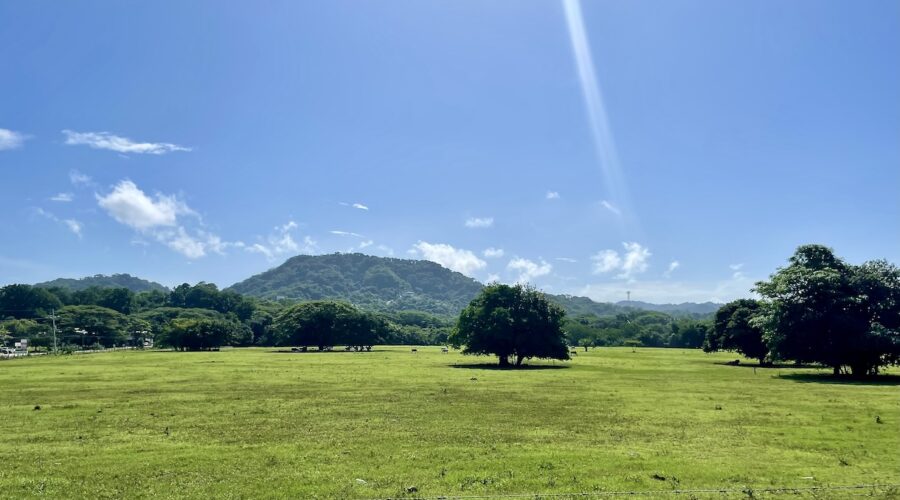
[564, 311, 709, 349]
[227, 253, 485, 316]
[1, 348, 897, 498]
[452, 284, 569, 366]
[271, 300, 385, 350]
[754, 245, 900, 376]
[34, 273, 168, 293]
[704, 299, 768, 364]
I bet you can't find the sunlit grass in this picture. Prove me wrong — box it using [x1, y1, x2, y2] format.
[0, 347, 897, 498]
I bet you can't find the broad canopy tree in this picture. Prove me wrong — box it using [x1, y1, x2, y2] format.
[273, 300, 384, 350]
[451, 284, 570, 367]
[754, 245, 900, 376]
[704, 299, 768, 364]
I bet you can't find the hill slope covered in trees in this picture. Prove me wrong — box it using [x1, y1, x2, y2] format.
[35, 274, 169, 293]
[227, 253, 484, 316]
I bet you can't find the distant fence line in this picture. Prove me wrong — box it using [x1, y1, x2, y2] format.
[369, 483, 900, 499]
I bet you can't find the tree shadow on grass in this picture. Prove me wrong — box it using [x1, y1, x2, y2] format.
[269, 349, 387, 354]
[449, 363, 569, 371]
[777, 373, 900, 386]
[714, 361, 821, 369]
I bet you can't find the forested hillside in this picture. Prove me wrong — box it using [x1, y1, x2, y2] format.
[35, 274, 168, 293]
[227, 253, 484, 316]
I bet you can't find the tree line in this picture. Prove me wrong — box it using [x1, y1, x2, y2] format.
[705, 245, 899, 376]
[0, 282, 452, 351]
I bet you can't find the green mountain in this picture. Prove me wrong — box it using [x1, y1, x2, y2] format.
[35, 274, 169, 293]
[616, 300, 721, 316]
[227, 253, 484, 316]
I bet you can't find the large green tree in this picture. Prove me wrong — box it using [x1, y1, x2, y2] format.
[273, 301, 382, 350]
[704, 299, 768, 364]
[451, 284, 569, 367]
[755, 245, 900, 376]
[57, 305, 128, 347]
[160, 318, 240, 351]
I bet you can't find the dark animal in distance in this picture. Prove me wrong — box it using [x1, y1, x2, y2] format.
[411, 348, 417, 353]
[725, 359, 741, 366]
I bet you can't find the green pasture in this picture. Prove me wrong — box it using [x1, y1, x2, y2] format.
[0, 347, 897, 498]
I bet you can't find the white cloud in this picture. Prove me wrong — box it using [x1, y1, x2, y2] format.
[359, 240, 374, 249]
[95, 179, 242, 259]
[330, 230, 364, 238]
[591, 242, 651, 279]
[486, 273, 501, 283]
[164, 227, 206, 258]
[546, 191, 560, 200]
[410, 241, 486, 277]
[62, 129, 191, 155]
[663, 260, 680, 278]
[247, 221, 316, 261]
[483, 247, 505, 258]
[729, 263, 746, 280]
[465, 217, 494, 228]
[63, 220, 83, 238]
[601, 200, 621, 216]
[507, 257, 552, 283]
[35, 208, 82, 238]
[339, 202, 370, 211]
[376, 244, 395, 256]
[69, 170, 93, 187]
[96, 180, 193, 230]
[555, 257, 578, 263]
[591, 250, 622, 273]
[0, 128, 28, 150]
[51, 193, 74, 202]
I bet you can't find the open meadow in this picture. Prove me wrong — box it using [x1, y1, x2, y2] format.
[1, 347, 898, 499]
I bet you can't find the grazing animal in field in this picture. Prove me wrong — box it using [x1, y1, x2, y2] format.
[725, 359, 741, 366]
[441, 347, 449, 353]
[411, 348, 418, 353]
[569, 350, 578, 356]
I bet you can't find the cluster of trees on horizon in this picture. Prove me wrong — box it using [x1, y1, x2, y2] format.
[705, 245, 899, 376]
[2, 244, 897, 377]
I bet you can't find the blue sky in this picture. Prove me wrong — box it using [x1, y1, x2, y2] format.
[1, 0, 898, 303]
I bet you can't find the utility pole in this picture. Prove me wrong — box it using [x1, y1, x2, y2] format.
[48, 310, 59, 353]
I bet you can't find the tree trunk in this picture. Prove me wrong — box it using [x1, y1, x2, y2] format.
[498, 355, 510, 367]
[833, 365, 841, 376]
[515, 355, 524, 366]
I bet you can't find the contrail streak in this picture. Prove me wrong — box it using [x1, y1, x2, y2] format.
[562, 0, 633, 221]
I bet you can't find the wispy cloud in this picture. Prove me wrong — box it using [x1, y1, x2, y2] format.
[483, 247, 505, 258]
[330, 230, 365, 238]
[247, 221, 316, 261]
[69, 169, 93, 187]
[410, 241, 487, 277]
[339, 202, 369, 211]
[0, 128, 28, 150]
[465, 217, 494, 228]
[555, 257, 578, 263]
[591, 242, 651, 280]
[507, 257, 552, 284]
[729, 263, 746, 280]
[600, 200, 621, 216]
[35, 208, 83, 238]
[63, 129, 191, 155]
[50, 193, 74, 202]
[546, 191, 560, 200]
[663, 260, 680, 278]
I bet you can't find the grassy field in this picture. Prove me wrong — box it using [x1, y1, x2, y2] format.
[0, 347, 898, 499]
